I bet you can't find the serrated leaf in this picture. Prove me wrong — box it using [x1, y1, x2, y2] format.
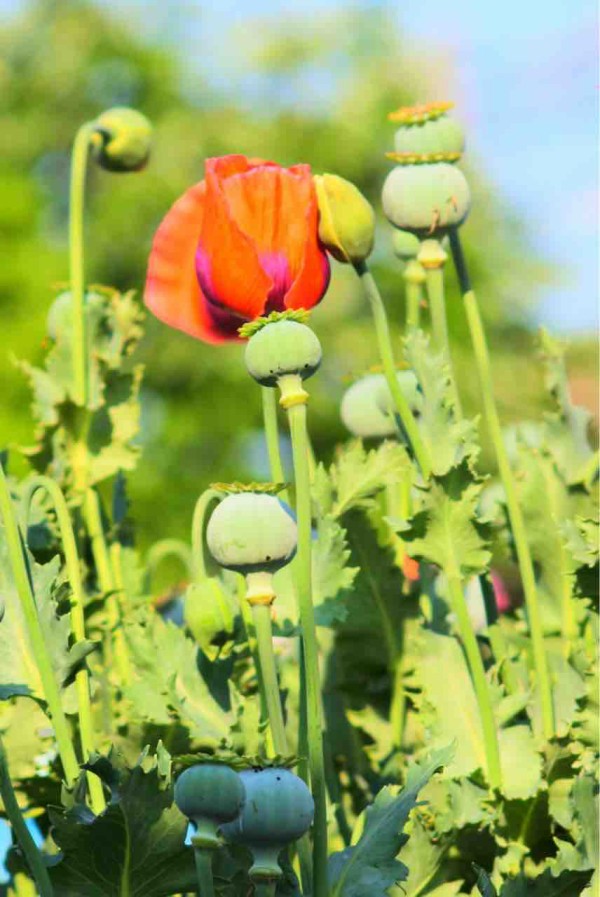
[328, 745, 453, 897]
[474, 865, 497, 897]
[0, 541, 94, 712]
[124, 608, 231, 747]
[49, 749, 199, 897]
[500, 869, 593, 896]
[399, 465, 491, 578]
[497, 726, 542, 800]
[403, 331, 479, 476]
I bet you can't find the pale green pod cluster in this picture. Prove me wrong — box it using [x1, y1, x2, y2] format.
[206, 492, 297, 574]
[244, 319, 322, 387]
[341, 371, 422, 439]
[382, 163, 471, 237]
[93, 107, 152, 173]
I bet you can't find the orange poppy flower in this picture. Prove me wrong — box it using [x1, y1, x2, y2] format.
[144, 155, 331, 343]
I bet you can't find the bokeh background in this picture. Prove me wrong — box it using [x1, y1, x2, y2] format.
[0, 0, 597, 550]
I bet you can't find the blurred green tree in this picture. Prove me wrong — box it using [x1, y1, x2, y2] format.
[0, 0, 573, 549]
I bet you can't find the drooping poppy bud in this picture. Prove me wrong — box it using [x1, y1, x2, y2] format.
[341, 371, 421, 440]
[382, 162, 471, 237]
[92, 107, 152, 173]
[387, 101, 465, 162]
[145, 156, 330, 343]
[314, 173, 375, 264]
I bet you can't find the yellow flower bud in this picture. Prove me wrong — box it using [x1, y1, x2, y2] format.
[314, 173, 375, 264]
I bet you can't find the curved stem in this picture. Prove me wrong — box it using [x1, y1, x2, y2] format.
[20, 477, 105, 814]
[191, 489, 222, 580]
[145, 539, 193, 589]
[0, 735, 54, 897]
[0, 464, 79, 787]
[279, 381, 328, 897]
[193, 845, 215, 897]
[251, 603, 288, 756]
[449, 228, 554, 740]
[69, 123, 101, 408]
[446, 574, 502, 790]
[354, 261, 432, 478]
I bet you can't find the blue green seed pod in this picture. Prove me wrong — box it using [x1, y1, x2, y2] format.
[244, 320, 322, 387]
[220, 768, 314, 880]
[341, 372, 421, 439]
[174, 763, 245, 847]
[92, 107, 152, 172]
[206, 493, 297, 575]
[382, 163, 471, 237]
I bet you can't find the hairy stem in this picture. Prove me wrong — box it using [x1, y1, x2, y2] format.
[0, 464, 79, 786]
[446, 574, 502, 790]
[0, 735, 54, 897]
[279, 378, 328, 897]
[354, 261, 432, 478]
[251, 603, 288, 756]
[21, 477, 105, 813]
[449, 228, 554, 740]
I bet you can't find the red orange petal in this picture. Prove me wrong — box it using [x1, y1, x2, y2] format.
[284, 177, 331, 310]
[144, 182, 241, 343]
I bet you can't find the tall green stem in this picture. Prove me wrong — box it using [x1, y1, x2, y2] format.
[354, 261, 432, 478]
[0, 735, 54, 897]
[21, 477, 105, 814]
[251, 602, 288, 756]
[261, 387, 287, 484]
[449, 229, 554, 740]
[446, 573, 502, 789]
[419, 241, 462, 417]
[278, 379, 327, 897]
[193, 845, 215, 897]
[0, 464, 79, 786]
[69, 123, 101, 408]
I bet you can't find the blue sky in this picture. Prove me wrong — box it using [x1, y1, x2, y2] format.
[1, 0, 597, 333]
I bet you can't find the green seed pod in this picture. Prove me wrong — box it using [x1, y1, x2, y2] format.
[184, 579, 236, 660]
[392, 116, 465, 159]
[92, 107, 152, 172]
[375, 370, 423, 428]
[391, 229, 421, 261]
[341, 372, 421, 439]
[382, 163, 471, 237]
[220, 768, 314, 880]
[206, 493, 297, 575]
[244, 319, 322, 387]
[174, 763, 245, 848]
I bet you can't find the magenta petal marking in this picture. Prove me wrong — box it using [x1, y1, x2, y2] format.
[259, 251, 293, 312]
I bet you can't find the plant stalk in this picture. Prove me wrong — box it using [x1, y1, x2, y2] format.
[0, 734, 54, 897]
[21, 477, 105, 814]
[354, 260, 432, 478]
[449, 228, 554, 739]
[251, 603, 288, 756]
[193, 845, 215, 897]
[0, 464, 79, 787]
[279, 378, 328, 897]
[446, 574, 502, 789]
[261, 387, 288, 498]
[403, 259, 425, 331]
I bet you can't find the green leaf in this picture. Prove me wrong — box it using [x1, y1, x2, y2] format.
[49, 748, 199, 897]
[313, 439, 410, 519]
[474, 865, 497, 897]
[328, 745, 453, 897]
[0, 542, 95, 711]
[123, 607, 232, 748]
[551, 775, 598, 875]
[497, 726, 542, 801]
[398, 466, 491, 579]
[403, 331, 479, 476]
[500, 869, 593, 896]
